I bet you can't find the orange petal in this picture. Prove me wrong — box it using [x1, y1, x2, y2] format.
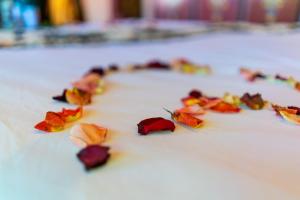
[279, 110, 300, 125]
[172, 111, 204, 128]
[201, 97, 222, 109]
[66, 88, 92, 106]
[72, 73, 102, 94]
[70, 123, 107, 147]
[176, 105, 205, 115]
[35, 121, 64, 132]
[45, 112, 65, 126]
[210, 101, 241, 113]
[181, 96, 200, 106]
[59, 107, 83, 122]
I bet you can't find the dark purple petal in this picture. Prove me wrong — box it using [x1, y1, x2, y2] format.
[89, 67, 105, 76]
[146, 61, 170, 70]
[287, 106, 300, 115]
[77, 145, 110, 171]
[275, 74, 288, 81]
[108, 64, 119, 72]
[189, 89, 202, 98]
[52, 89, 67, 102]
[137, 117, 175, 135]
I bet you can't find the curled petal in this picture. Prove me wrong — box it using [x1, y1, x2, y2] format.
[72, 73, 102, 94]
[166, 109, 203, 128]
[35, 121, 64, 132]
[52, 89, 67, 102]
[66, 88, 92, 106]
[241, 93, 265, 110]
[240, 68, 266, 82]
[137, 117, 175, 135]
[210, 101, 241, 113]
[189, 89, 202, 98]
[77, 145, 110, 170]
[176, 105, 205, 115]
[223, 93, 241, 106]
[35, 112, 65, 132]
[279, 110, 300, 125]
[181, 96, 200, 106]
[59, 107, 83, 122]
[70, 123, 107, 147]
[200, 97, 222, 109]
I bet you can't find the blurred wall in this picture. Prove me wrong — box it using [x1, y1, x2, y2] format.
[81, 0, 114, 23]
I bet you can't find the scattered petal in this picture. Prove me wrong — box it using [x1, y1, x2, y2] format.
[59, 107, 83, 122]
[52, 89, 67, 102]
[146, 60, 170, 70]
[241, 93, 265, 110]
[70, 123, 107, 147]
[279, 110, 300, 125]
[210, 101, 241, 113]
[181, 96, 200, 106]
[166, 109, 203, 128]
[223, 93, 241, 106]
[66, 88, 92, 106]
[189, 89, 202, 98]
[35, 112, 65, 132]
[77, 145, 110, 170]
[137, 117, 175, 135]
[72, 73, 102, 94]
[176, 105, 205, 115]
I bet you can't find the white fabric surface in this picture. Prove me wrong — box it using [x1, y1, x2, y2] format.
[1, 32, 300, 200]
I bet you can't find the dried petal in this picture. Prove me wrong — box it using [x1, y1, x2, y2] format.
[210, 101, 241, 113]
[200, 97, 222, 109]
[72, 73, 102, 94]
[70, 123, 107, 147]
[279, 110, 300, 125]
[137, 117, 175, 135]
[240, 93, 265, 110]
[275, 74, 288, 81]
[52, 89, 67, 102]
[223, 93, 241, 106]
[59, 107, 83, 122]
[88, 67, 105, 77]
[176, 105, 205, 115]
[77, 145, 110, 170]
[66, 88, 92, 106]
[146, 60, 170, 70]
[240, 68, 266, 82]
[181, 96, 200, 106]
[166, 109, 203, 128]
[189, 89, 202, 98]
[35, 112, 65, 132]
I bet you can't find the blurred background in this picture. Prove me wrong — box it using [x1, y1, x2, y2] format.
[1, 0, 300, 47]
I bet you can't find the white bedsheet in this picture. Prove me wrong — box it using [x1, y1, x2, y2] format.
[1, 32, 300, 200]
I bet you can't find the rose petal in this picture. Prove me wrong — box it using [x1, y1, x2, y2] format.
[189, 89, 202, 98]
[210, 101, 241, 113]
[223, 93, 241, 106]
[166, 110, 203, 128]
[59, 107, 83, 122]
[181, 96, 200, 106]
[34, 121, 64, 132]
[176, 105, 205, 115]
[52, 89, 67, 102]
[70, 123, 107, 147]
[279, 110, 300, 125]
[66, 88, 92, 106]
[137, 117, 175, 135]
[240, 93, 265, 110]
[77, 145, 110, 170]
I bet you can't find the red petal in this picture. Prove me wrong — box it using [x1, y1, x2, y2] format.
[210, 101, 241, 113]
[77, 145, 110, 170]
[137, 117, 175, 135]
